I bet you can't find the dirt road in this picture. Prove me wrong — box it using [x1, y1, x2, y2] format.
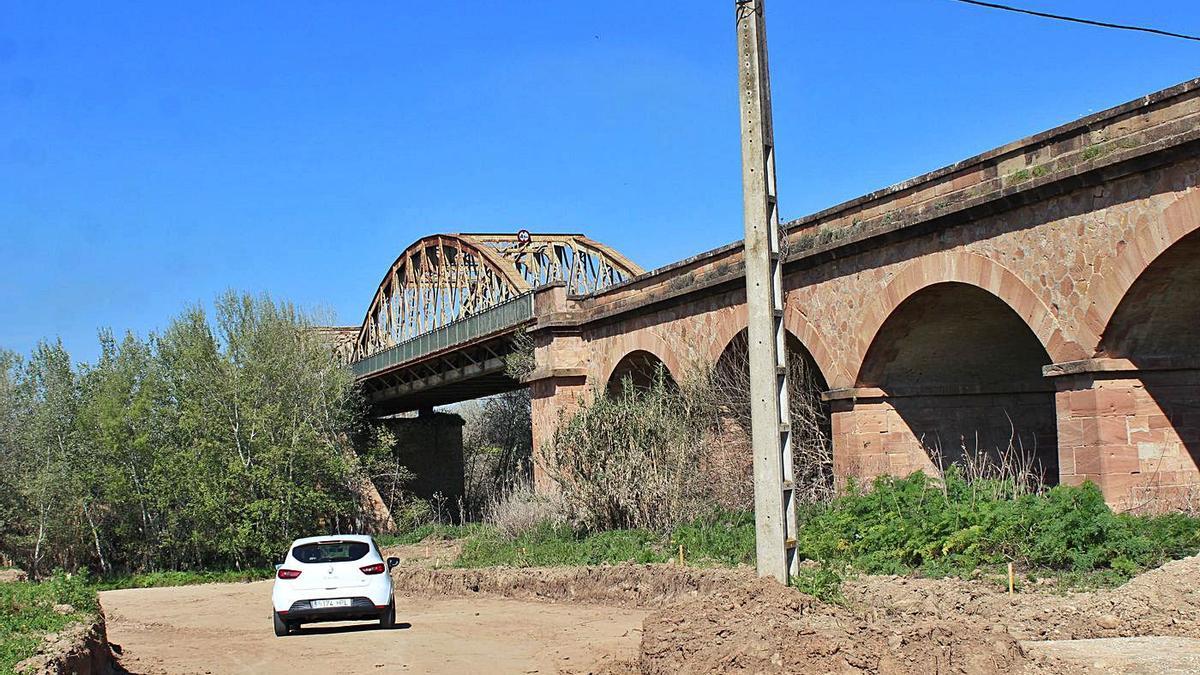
[100, 581, 647, 674]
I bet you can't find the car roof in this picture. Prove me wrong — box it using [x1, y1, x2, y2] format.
[289, 534, 375, 547]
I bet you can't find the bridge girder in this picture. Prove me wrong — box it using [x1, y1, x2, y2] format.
[353, 232, 642, 362]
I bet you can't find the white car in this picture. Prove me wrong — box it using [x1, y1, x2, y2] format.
[271, 534, 400, 636]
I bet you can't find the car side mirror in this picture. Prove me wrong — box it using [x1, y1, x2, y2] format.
[387, 557, 400, 570]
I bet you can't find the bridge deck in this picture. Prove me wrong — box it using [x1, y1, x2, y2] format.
[351, 293, 535, 412]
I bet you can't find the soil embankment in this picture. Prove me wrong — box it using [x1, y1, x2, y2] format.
[15, 611, 112, 675]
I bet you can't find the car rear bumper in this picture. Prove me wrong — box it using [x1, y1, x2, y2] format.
[278, 597, 389, 623]
[272, 576, 393, 613]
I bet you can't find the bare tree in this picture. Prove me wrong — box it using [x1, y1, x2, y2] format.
[704, 331, 835, 505]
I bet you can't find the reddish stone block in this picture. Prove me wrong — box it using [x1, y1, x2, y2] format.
[1074, 448, 1103, 475]
[1081, 416, 1129, 446]
[1058, 448, 1075, 476]
[1057, 419, 1084, 448]
[1061, 473, 1100, 488]
[1069, 388, 1136, 418]
[1148, 414, 1174, 430]
[1103, 446, 1141, 474]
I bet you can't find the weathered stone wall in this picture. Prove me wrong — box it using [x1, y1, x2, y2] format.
[1052, 367, 1200, 510]
[830, 391, 1059, 483]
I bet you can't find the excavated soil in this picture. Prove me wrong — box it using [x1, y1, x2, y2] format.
[391, 553, 1200, 674]
[844, 554, 1200, 642]
[391, 563, 750, 608]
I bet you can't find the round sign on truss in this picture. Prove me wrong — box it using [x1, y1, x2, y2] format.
[516, 229, 531, 244]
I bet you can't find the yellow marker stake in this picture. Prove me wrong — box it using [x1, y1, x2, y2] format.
[1008, 562, 1015, 595]
[678, 544, 684, 566]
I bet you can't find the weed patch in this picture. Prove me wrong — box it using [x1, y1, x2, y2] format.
[376, 522, 487, 548]
[453, 511, 756, 569]
[0, 573, 97, 672]
[795, 471, 1200, 585]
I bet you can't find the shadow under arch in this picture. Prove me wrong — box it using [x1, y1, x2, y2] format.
[713, 328, 833, 500]
[1098, 227, 1200, 487]
[857, 281, 1059, 484]
[606, 349, 677, 396]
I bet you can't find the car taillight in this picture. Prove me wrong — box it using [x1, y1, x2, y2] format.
[360, 563, 385, 575]
[277, 568, 302, 579]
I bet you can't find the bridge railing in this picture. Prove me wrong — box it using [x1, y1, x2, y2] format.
[351, 292, 535, 378]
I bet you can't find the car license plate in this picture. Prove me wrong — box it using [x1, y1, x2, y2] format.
[311, 598, 351, 609]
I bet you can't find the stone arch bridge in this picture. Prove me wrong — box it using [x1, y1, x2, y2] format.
[340, 77, 1200, 510]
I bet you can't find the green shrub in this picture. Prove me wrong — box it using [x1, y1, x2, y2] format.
[93, 568, 274, 590]
[451, 509, 755, 568]
[792, 564, 845, 604]
[795, 471, 1200, 583]
[543, 370, 715, 532]
[375, 522, 487, 548]
[457, 522, 665, 567]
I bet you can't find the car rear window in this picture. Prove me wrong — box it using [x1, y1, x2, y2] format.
[292, 541, 371, 564]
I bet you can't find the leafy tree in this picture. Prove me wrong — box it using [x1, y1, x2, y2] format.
[0, 292, 385, 574]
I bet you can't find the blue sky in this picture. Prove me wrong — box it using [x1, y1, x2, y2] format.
[2, 1, 1198, 362]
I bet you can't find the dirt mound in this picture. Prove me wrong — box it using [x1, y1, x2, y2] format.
[392, 563, 753, 608]
[640, 576, 1025, 675]
[1022, 637, 1200, 674]
[0, 567, 27, 583]
[843, 554, 1200, 641]
[15, 613, 111, 675]
[1070, 554, 1200, 639]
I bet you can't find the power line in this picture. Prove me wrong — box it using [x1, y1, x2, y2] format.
[948, 0, 1200, 42]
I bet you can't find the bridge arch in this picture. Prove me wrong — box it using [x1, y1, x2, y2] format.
[1090, 197, 1200, 355]
[853, 251, 1082, 375]
[703, 304, 839, 389]
[1100, 227, 1200, 363]
[712, 327, 834, 499]
[606, 350, 677, 395]
[599, 330, 684, 395]
[854, 278, 1059, 484]
[1094, 226, 1200, 493]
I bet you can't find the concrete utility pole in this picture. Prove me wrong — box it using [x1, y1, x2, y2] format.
[735, 0, 797, 583]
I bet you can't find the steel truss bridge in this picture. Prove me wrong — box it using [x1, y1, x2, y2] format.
[338, 232, 642, 413]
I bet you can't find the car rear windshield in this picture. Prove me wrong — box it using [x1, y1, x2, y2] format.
[291, 541, 371, 564]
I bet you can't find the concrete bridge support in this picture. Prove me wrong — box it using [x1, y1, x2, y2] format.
[379, 412, 466, 514]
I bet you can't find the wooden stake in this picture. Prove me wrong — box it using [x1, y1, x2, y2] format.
[678, 544, 685, 566]
[1008, 562, 1015, 595]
